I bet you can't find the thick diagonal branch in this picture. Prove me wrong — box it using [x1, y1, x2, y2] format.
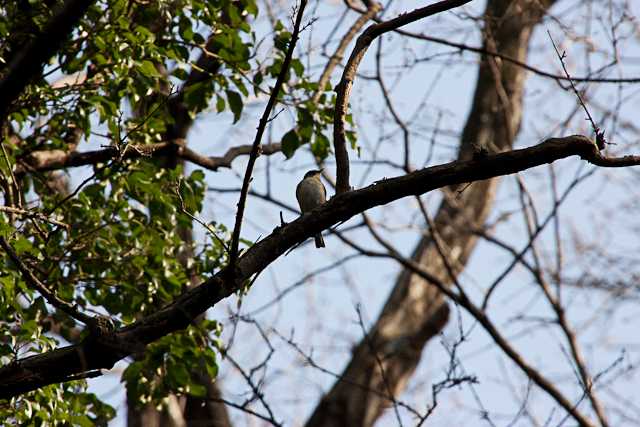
[0, 134, 637, 399]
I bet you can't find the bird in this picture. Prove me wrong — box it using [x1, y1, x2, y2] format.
[296, 169, 327, 248]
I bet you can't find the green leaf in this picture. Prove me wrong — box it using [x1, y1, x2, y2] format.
[246, 1, 259, 17]
[274, 32, 291, 51]
[188, 382, 207, 398]
[225, 90, 243, 124]
[172, 68, 189, 80]
[216, 95, 225, 112]
[346, 130, 358, 150]
[282, 129, 300, 158]
[13, 237, 36, 256]
[252, 70, 263, 95]
[312, 132, 331, 160]
[291, 58, 304, 77]
[139, 60, 161, 78]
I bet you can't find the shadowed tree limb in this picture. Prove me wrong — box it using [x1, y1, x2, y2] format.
[17, 140, 284, 174]
[0, 0, 96, 121]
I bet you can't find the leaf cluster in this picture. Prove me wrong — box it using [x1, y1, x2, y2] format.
[0, 0, 348, 421]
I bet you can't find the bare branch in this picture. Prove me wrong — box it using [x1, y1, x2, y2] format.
[16, 140, 283, 174]
[312, 1, 382, 104]
[548, 31, 607, 149]
[333, 0, 473, 193]
[228, 0, 309, 267]
[346, 2, 640, 85]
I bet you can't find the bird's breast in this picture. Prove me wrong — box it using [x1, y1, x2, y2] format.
[296, 178, 326, 212]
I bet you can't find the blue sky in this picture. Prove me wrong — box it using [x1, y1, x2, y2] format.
[78, 1, 640, 425]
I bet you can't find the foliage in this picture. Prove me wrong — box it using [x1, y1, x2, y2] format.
[0, 0, 333, 423]
[0, 384, 115, 427]
[123, 320, 222, 405]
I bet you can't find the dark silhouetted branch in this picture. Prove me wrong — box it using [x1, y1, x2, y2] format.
[0, 0, 96, 121]
[0, 135, 637, 400]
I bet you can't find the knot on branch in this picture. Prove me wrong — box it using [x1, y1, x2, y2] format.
[169, 138, 187, 155]
[88, 315, 115, 338]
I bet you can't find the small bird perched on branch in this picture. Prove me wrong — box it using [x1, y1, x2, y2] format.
[296, 169, 327, 248]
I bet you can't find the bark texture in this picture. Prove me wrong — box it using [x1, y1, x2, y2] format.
[305, 1, 556, 426]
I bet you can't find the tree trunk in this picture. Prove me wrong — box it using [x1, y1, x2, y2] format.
[305, 1, 555, 425]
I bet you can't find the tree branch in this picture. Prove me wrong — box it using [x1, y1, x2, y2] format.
[312, 1, 381, 104]
[333, 0, 473, 194]
[0, 135, 637, 399]
[0, 0, 96, 121]
[16, 140, 283, 174]
[0, 206, 69, 229]
[228, 0, 308, 267]
[0, 236, 95, 328]
[346, 2, 640, 85]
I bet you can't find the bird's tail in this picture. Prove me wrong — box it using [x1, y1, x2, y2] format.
[315, 233, 325, 248]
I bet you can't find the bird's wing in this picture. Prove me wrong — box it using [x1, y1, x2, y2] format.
[295, 181, 304, 210]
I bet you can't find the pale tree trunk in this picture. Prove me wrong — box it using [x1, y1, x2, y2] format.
[305, 1, 555, 425]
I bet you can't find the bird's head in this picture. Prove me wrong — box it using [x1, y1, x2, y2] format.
[303, 169, 323, 179]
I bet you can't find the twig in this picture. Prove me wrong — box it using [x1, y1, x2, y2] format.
[333, 0, 473, 193]
[228, 0, 309, 268]
[208, 396, 281, 426]
[0, 206, 70, 229]
[547, 31, 607, 149]
[1, 139, 21, 213]
[355, 304, 404, 427]
[481, 168, 595, 310]
[245, 253, 361, 316]
[339, 238, 597, 427]
[272, 328, 423, 418]
[0, 236, 94, 327]
[311, 1, 381, 104]
[175, 180, 229, 253]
